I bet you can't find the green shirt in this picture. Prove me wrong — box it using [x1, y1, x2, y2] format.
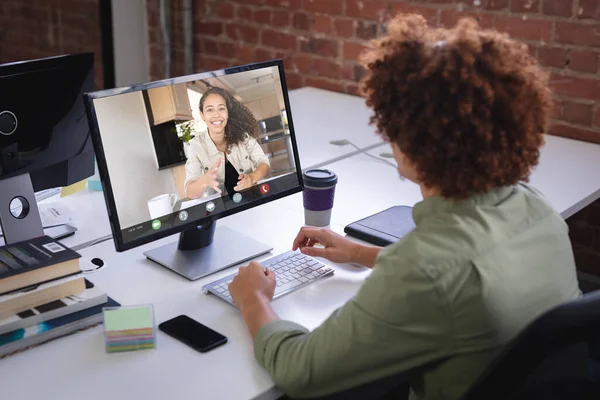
[254, 184, 581, 399]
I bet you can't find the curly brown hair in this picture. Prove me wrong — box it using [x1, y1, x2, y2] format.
[359, 14, 553, 199]
[199, 86, 260, 149]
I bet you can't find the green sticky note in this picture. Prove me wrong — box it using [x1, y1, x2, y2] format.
[104, 306, 153, 331]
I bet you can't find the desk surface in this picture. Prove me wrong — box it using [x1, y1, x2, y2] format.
[1, 203, 368, 400]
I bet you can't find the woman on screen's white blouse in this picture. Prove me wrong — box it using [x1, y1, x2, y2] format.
[184, 87, 270, 199]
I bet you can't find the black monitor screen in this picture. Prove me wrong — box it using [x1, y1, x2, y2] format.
[85, 60, 302, 251]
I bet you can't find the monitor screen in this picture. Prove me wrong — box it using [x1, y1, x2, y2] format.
[85, 60, 302, 251]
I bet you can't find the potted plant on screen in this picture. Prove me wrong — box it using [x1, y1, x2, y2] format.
[174, 121, 196, 159]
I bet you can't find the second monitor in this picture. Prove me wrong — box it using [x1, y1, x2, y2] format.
[85, 60, 303, 280]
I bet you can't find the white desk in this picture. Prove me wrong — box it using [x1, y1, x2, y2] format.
[288, 87, 384, 169]
[1, 202, 369, 400]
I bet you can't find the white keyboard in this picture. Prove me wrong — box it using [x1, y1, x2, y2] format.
[202, 250, 334, 306]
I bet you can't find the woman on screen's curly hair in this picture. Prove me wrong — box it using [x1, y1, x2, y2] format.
[184, 86, 271, 199]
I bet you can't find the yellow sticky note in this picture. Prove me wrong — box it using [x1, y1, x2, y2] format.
[61, 179, 87, 197]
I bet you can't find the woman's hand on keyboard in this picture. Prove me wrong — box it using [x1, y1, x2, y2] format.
[229, 261, 276, 310]
[292, 227, 359, 264]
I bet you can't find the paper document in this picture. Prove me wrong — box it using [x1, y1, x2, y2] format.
[0, 203, 73, 236]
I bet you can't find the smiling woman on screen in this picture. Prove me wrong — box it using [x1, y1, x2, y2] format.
[184, 86, 271, 199]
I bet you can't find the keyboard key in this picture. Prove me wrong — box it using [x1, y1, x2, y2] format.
[298, 277, 309, 283]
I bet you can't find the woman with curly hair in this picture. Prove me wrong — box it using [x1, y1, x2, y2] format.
[227, 14, 581, 400]
[184, 86, 270, 198]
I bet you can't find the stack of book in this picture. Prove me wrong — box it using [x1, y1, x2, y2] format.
[0, 235, 119, 358]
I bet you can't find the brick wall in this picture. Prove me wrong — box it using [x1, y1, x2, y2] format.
[146, 0, 600, 144]
[0, 0, 104, 89]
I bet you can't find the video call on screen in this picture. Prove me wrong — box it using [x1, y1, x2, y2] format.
[92, 66, 299, 243]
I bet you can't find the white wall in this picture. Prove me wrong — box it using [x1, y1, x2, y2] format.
[93, 92, 178, 229]
[111, 0, 149, 86]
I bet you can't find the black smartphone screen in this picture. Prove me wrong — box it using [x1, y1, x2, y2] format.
[159, 315, 228, 353]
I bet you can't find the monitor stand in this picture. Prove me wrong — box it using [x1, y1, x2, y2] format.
[143, 221, 273, 281]
[0, 173, 44, 244]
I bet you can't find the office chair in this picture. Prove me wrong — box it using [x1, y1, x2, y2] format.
[461, 289, 600, 400]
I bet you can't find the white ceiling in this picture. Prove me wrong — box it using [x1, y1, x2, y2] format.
[210, 66, 281, 103]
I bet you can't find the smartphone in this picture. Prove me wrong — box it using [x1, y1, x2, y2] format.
[158, 315, 228, 353]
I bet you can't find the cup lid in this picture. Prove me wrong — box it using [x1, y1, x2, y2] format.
[303, 169, 338, 188]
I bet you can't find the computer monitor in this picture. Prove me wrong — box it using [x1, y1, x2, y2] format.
[0, 53, 96, 244]
[84, 59, 303, 280]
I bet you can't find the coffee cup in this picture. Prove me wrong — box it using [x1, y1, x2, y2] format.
[148, 193, 177, 219]
[302, 169, 338, 227]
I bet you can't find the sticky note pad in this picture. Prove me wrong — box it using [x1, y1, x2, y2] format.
[103, 305, 156, 353]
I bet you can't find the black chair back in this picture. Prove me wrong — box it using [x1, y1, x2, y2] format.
[462, 290, 600, 400]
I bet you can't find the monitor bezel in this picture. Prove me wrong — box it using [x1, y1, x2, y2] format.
[83, 59, 304, 252]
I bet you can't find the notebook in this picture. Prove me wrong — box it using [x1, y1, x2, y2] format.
[344, 206, 416, 246]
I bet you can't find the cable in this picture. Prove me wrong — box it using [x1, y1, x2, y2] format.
[329, 140, 397, 168]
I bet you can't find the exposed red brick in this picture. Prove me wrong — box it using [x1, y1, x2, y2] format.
[284, 72, 303, 89]
[265, 0, 302, 7]
[202, 56, 232, 72]
[551, 97, 563, 119]
[197, 21, 224, 36]
[495, 16, 553, 41]
[542, 0, 573, 17]
[356, 20, 380, 40]
[563, 101, 594, 125]
[303, 0, 343, 15]
[290, 54, 312, 74]
[255, 48, 274, 61]
[345, 83, 360, 96]
[216, 3, 235, 19]
[236, 43, 255, 63]
[595, 106, 600, 128]
[304, 76, 346, 92]
[537, 46, 569, 69]
[301, 37, 339, 57]
[550, 73, 600, 101]
[292, 12, 311, 30]
[477, 0, 509, 11]
[569, 50, 599, 74]
[219, 42, 236, 59]
[346, 0, 388, 20]
[334, 18, 355, 38]
[511, 0, 541, 13]
[273, 10, 290, 27]
[343, 41, 368, 60]
[313, 14, 333, 34]
[262, 30, 297, 50]
[556, 22, 600, 48]
[390, 3, 437, 25]
[226, 24, 259, 43]
[311, 58, 343, 79]
[254, 9, 272, 25]
[340, 63, 356, 80]
[578, 0, 600, 19]
[549, 122, 600, 144]
[439, 10, 494, 29]
[237, 6, 252, 20]
[201, 38, 219, 55]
